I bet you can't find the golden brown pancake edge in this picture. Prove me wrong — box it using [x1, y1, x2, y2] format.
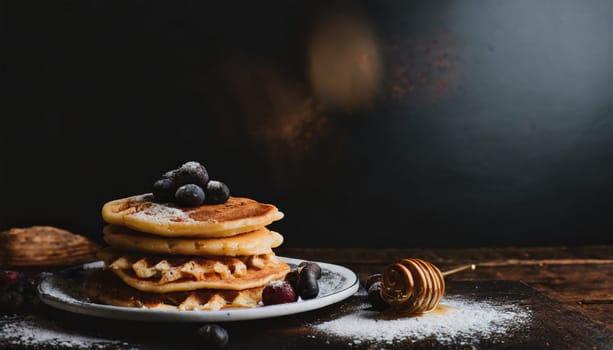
[101, 194, 284, 237]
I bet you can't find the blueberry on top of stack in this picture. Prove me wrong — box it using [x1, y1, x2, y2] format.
[152, 161, 230, 207]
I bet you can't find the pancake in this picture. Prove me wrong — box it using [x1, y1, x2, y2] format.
[83, 270, 265, 310]
[103, 225, 284, 256]
[98, 248, 290, 292]
[101, 194, 284, 238]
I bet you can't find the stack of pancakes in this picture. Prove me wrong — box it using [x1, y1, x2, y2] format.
[83, 194, 290, 310]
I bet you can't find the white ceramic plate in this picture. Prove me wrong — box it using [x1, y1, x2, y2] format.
[37, 257, 359, 322]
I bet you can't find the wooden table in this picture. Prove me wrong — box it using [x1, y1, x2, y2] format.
[1, 245, 611, 349]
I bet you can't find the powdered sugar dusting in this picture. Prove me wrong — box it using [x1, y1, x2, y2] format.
[268, 280, 290, 288]
[312, 296, 531, 346]
[130, 201, 193, 223]
[318, 270, 348, 295]
[181, 161, 202, 171]
[0, 315, 126, 349]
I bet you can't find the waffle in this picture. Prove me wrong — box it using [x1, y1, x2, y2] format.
[101, 194, 284, 238]
[102, 225, 284, 256]
[98, 248, 290, 292]
[83, 270, 265, 310]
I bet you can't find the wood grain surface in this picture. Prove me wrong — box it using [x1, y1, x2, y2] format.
[0, 245, 611, 349]
[278, 245, 613, 331]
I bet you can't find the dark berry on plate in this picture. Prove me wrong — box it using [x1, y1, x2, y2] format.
[196, 324, 229, 349]
[175, 184, 205, 207]
[0, 271, 21, 290]
[173, 161, 210, 188]
[364, 273, 383, 291]
[262, 280, 298, 305]
[367, 281, 389, 310]
[205, 180, 230, 204]
[152, 178, 176, 202]
[298, 261, 322, 279]
[284, 268, 300, 291]
[296, 268, 319, 300]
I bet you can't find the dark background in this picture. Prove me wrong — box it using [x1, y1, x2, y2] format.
[2, 0, 612, 247]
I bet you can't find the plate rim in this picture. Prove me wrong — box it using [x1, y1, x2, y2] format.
[37, 256, 359, 322]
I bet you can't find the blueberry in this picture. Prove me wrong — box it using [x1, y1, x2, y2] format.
[196, 324, 229, 349]
[262, 280, 298, 305]
[364, 274, 382, 291]
[298, 261, 322, 279]
[152, 178, 177, 203]
[284, 268, 300, 291]
[296, 268, 319, 300]
[175, 184, 205, 207]
[367, 281, 389, 310]
[205, 180, 230, 204]
[173, 161, 209, 188]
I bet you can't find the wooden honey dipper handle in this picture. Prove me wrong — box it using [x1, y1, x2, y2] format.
[442, 264, 476, 277]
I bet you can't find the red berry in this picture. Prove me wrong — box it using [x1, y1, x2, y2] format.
[0, 271, 20, 288]
[262, 280, 298, 305]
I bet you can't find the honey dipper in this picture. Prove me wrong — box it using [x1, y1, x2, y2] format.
[380, 258, 476, 314]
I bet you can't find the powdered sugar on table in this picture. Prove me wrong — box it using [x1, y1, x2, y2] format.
[312, 296, 531, 346]
[0, 314, 126, 349]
